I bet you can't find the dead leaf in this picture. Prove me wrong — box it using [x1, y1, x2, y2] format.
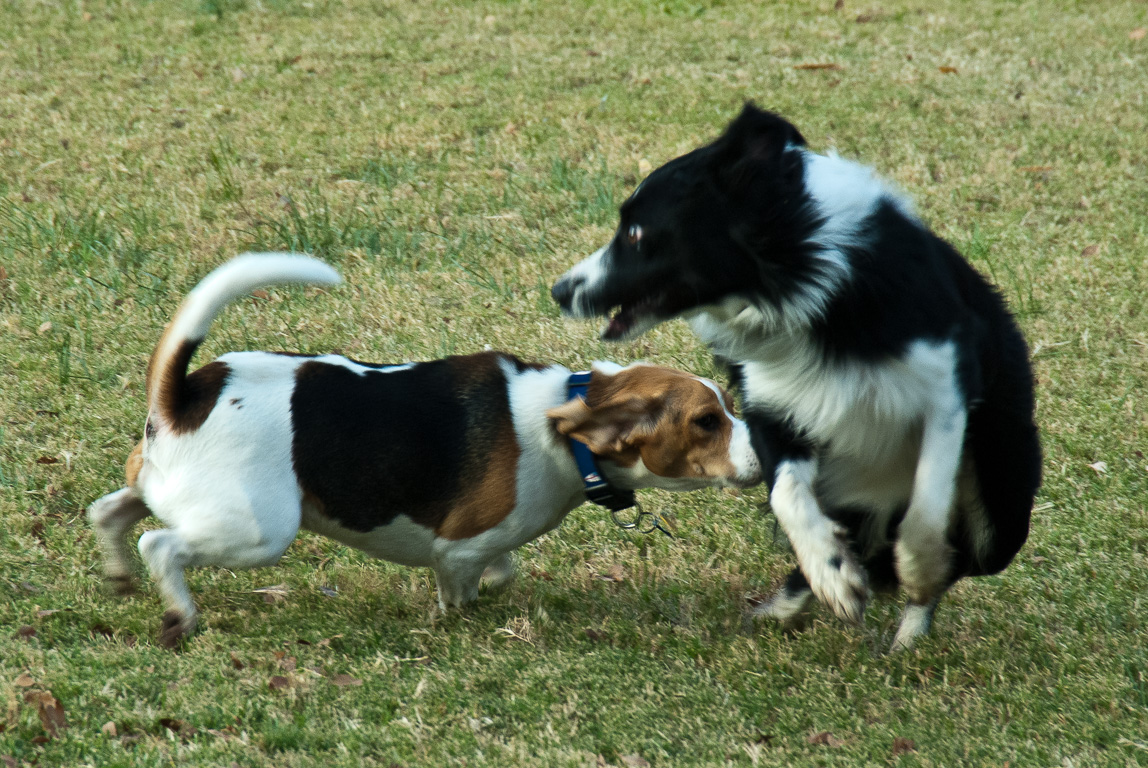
[808, 731, 846, 747]
[37, 321, 52, 334]
[584, 628, 610, 643]
[101, 721, 117, 737]
[939, 65, 958, 74]
[229, 652, 245, 670]
[1131, 27, 1146, 41]
[1017, 165, 1053, 173]
[0, 265, 8, 280]
[25, 690, 65, 737]
[317, 634, 342, 647]
[596, 564, 626, 583]
[318, 585, 337, 597]
[14, 673, 35, 687]
[1, 755, 15, 768]
[331, 674, 362, 687]
[834, 0, 844, 8]
[230, 67, 245, 83]
[1087, 461, 1108, 475]
[36, 456, 59, 465]
[794, 62, 843, 70]
[621, 756, 650, 768]
[268, 675, 290, 691]
[1080, 244, 1099, 257]
[503, 122, 517, 134]
[36, 609, 61, 618]
[251, 289, 269, 300]
[638, 158, 652, 176]
[15, 626, 36, 640]
[892, 736, 916, 755]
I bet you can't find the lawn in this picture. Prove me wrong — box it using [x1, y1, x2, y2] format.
[1, 0, 1146, 765]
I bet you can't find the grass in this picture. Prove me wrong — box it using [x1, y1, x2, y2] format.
[1, 0, 1146, 765]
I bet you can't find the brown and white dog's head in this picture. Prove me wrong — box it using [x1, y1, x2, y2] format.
[547, 362, 761, 491]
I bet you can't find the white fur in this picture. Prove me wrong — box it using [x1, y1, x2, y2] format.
[560, 246, 609, 319]
[890, 598, 939, 651]
[699, 378, 761, 485]
[768, 459, 869, 624]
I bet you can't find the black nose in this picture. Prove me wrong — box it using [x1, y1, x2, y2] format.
[550, 275, 583, 310]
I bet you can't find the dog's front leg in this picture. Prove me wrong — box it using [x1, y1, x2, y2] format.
[748, 412, 868, 624]
[769, 459, 869, 624]
[892, 393, 966, 649]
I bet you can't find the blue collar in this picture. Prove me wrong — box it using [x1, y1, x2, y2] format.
[566, 371, 636, 512]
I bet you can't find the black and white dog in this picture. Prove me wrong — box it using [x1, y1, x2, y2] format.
[551, 104, 1041, 649]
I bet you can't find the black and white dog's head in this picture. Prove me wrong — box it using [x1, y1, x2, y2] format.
[551, 103, 907, 340]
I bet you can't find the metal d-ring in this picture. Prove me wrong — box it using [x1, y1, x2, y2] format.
[611, 500, 673, 539]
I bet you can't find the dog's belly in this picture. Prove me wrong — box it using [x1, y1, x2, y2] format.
[300, 502, 436, 567]
[815, 446, 918, 514]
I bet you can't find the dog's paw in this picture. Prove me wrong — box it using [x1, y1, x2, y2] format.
[751, 589, 812, 631]
[799, 538, 869, 625]
[158, 610, 196, 649]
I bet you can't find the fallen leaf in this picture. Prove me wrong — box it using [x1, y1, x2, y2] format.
[36, 609, 61, 618]
[1, 755, 15, 768]
[1017, 165, 1053, 173]
[230, 67, 245, 83]
[318, 585, 338, 597]
[834, 0, 844, 8]
[317, 634, 342, 647]
[638, 158, 653, 176]
[331, 674, 362, 687]
[503, 122, 517, 134]
[38, 321, 52, 334]
[16, 626, 36, 640]
[229, 652, 245, 670]
[893, 736, 916, 755]
[14, 673, 35, 687]
[1131, 27, 1146, 41]
[808, 731, 845, 747]
[251, 289, 269, 300]
[939, 65, 958, 74]
[25, 690, 65, 737]
[19, 582, 40, 593]
[1087, 461, 1108, 475]
[794, 62, 843, 70]
[36, 456, 59, 465]
[268, 675, 290, 690]
[596, 564, 626, 583]
[621, 755, 650, 768]
[1080, 244, 1099, 257]
[102, 721, 118, 737]
[0, 265, 8, 280]
[584, 628, 609, 643]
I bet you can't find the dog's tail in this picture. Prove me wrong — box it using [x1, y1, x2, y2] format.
[147, 253, 342, 427]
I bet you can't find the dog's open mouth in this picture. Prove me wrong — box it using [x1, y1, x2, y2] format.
[602, 296, 662, 341]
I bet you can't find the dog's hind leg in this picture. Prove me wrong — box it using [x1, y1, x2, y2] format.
[138, 494, 302, 647]
[891, 594, 943, 651]
[88, 487, 152, 594]
[480, 552, 516, 591]
[753, 567, 814, 629]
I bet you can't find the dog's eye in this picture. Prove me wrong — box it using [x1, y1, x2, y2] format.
[626, 224, 642, 246]
[693, 413, 721, 432]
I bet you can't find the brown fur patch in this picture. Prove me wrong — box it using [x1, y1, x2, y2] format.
[435, 354, 520, 540]
[125, 440, 145, 487]
[148, 328, 230, 435]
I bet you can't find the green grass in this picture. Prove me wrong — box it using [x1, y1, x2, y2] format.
[1, 0, 1146, 765]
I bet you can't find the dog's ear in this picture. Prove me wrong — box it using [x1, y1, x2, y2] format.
[547, 396, 657, 456]
[711, 103, 806, 189]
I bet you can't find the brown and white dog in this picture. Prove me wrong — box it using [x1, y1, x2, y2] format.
[88, 254, 761, 646]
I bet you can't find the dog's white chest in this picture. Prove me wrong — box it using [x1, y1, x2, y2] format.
[739, 338, 958, 462]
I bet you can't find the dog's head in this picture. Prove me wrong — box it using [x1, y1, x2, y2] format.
[552, 103, 854, 341]
[547, 363, 761, 491]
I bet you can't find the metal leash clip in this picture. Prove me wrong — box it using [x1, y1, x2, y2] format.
[610, 500, 674, 539]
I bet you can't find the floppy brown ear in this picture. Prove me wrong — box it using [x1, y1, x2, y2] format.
[547, 396, 655, 456]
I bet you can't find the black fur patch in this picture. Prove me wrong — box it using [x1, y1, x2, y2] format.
[290, 352, 519, 533]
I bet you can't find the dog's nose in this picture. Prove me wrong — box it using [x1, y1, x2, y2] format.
[550, 275, 583, 310]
